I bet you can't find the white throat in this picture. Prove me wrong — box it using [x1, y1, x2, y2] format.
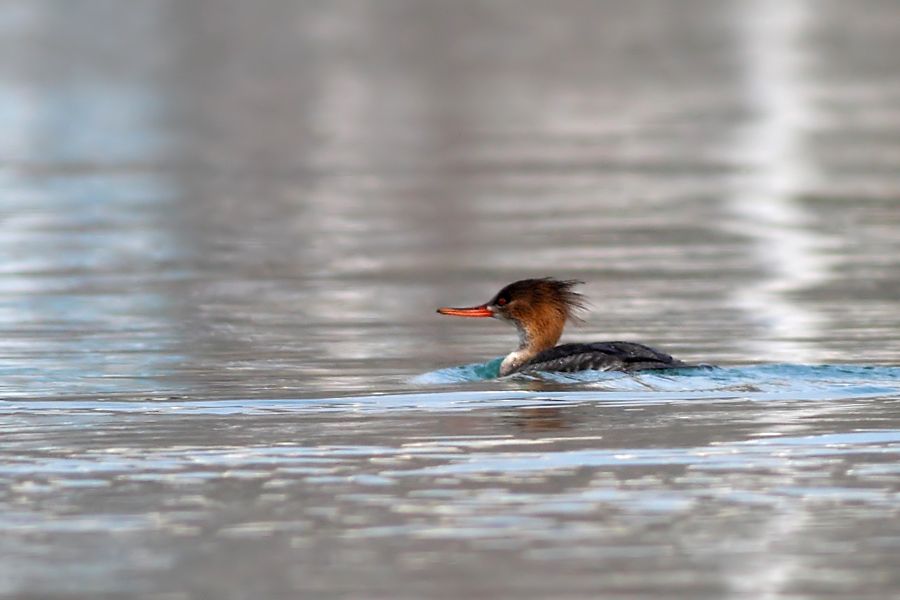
[498, 322, 534, 376]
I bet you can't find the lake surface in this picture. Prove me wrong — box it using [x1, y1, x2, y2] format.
[1, 0, 899, 598]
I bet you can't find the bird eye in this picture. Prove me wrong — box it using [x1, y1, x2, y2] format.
[496, 297, 508, 306]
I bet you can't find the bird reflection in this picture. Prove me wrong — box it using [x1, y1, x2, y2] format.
[505, 406, 573, 432]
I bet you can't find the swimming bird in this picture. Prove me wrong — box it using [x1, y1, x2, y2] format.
[437, 278, 687, 376]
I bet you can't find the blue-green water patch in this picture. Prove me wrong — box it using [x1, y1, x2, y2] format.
[414, 361, 900, 398]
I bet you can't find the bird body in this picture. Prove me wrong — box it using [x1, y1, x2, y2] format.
[519, 341, 684, 374]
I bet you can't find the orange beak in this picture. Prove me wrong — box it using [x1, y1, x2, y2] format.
[436, 304, 493, 318]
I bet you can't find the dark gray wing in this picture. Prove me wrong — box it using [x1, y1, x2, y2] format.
[518, 341, 686, 374]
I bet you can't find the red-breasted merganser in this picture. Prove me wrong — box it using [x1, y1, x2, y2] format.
[437, 278, 687, 376]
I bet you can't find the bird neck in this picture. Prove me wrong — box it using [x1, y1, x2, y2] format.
[499, 315, 564, 376]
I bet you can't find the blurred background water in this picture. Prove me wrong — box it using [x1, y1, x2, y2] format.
[0, 0, 899, 598]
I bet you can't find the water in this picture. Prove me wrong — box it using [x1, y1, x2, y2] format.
[4, 367, 900, 599]
[1, 0, 900, 598]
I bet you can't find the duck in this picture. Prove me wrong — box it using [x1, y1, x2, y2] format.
[437, 278, 688, 376]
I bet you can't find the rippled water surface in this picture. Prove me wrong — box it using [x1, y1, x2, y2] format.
[1, 0, 900, 598]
